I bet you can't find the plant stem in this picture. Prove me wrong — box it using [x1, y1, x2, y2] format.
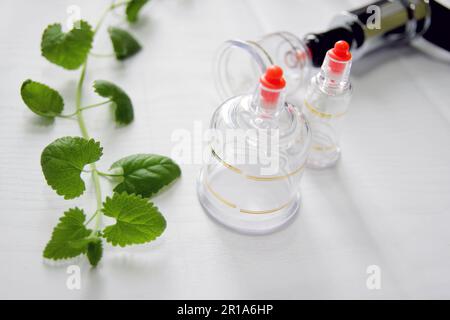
[93, 7, 111, 35]
[81, 99, 112, 111]
[97, 171, 123, 178]
[76, 0, 131, 233]
[76, 62, 89, 138]
[75, 0, 120, 234]
[75, 61, 103, 235]
[111, 0, 132, 10]
[57, 114, 78, 119]
[94, 0, 130, 35]
[91, 170, 103, 232]
[58, 100, 112, 118]
[85, 210, 100, 226]
[90, 52, 115, 58]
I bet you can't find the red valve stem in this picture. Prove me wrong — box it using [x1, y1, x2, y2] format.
[260, 65, 286, 106]
[328, 40, 352, 74]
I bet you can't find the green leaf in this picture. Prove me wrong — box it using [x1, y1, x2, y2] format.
[126, 0, 150, 23]
[20, 79, 64, 117]
[87, 239, 103, 267]
[41, 20, 93, 70]
[110, 154, 181, 198]
[43, 208, 92, 260]
[93, 80, 134, 124]
[102, 193, 166, 247]
[41, 137, 103, 199]
[108, 27, 141, 60]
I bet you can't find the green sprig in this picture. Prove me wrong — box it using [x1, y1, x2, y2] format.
[20, 0, 180, 267]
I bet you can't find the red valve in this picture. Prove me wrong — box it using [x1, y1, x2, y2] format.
[260, 65, 286, 89]
[260, 65, 286, 107]
[328, 40, 352, 74]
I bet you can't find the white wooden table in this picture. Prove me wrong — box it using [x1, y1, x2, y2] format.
[1, 0, 449, 299]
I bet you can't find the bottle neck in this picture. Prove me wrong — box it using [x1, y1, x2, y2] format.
[251, 83, 286, 119]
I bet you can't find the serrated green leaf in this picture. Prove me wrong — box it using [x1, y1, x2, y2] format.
[110, 154, 181, 198]
[93, 80, 134, 124]
[43, 208, 92, 260]
[87, 239, 103, 267]
[126, 0, 150, 23]
[102, 193, 166, 247]
[41, 137, 103, 199]
[20, 79, 64, 117]
[108, 27, 141, 60]
[41, 20, 93, 70]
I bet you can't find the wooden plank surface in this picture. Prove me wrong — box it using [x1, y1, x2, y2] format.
[0, 0, 449, 299]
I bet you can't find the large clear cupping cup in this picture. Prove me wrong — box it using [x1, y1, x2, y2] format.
[198, 64, 311, 234]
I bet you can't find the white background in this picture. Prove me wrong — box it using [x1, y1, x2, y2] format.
[0, 0, 449, 299]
